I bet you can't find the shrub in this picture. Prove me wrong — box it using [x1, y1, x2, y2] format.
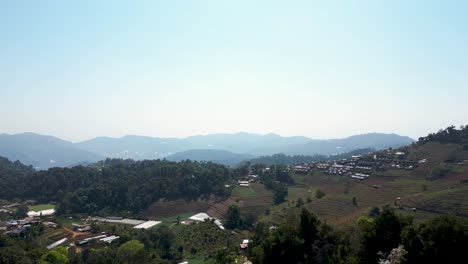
[315, 189, 325, 199]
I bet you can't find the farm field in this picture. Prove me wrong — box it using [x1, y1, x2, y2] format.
[260, 165, 468, 226]
[29, 203, 55, 211]
[159, 212, 197, 225]
[232, 186, 258, 198]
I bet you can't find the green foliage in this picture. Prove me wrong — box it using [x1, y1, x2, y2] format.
[402, 215, 468, 263]
[273, 184, 288, 205]
[136, 225, 183, 261]
[116, 240, 148, 264]
[177, 221, 234, 260]
[427, 164, 452, 180]
[315, 189, 325, 199]
[358, 207, 412, 264]
[42, 246, 69, 264]
[0, 247, 33, 264]
[0, 158, 234, 215]
[14, 204, 29, 218]
[0, 156, 34, 199]
[368, 207, 380, 218]
[249, 208, 352, 264]
[419, 125, 468, 145]
[225, 205, 241, 229]
[296, 198, 304, 207]
[248, 149, 374, 166]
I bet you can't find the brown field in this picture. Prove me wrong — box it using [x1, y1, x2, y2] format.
[258, 161, 468, 226]
[144, 155, 468, 227]
[144, 183, 274, 221]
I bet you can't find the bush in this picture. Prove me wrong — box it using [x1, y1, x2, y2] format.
[427, 164, 452, 180]
[296, 198, 304, 208]
[315, 189, 325, 199]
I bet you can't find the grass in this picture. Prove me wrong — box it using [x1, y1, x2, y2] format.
[257, 165, 468, 226]
[159, 212, 197, 224]
[29, 203, 55, 211]
[232, 186, 258, 198]
[185, 256, 205, 264]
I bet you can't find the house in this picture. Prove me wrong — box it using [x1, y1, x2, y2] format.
[3, 203, 20, 208]
[188, 213, 225, 229]
[238, 180, 250, 187]
[189, 212, 212, 222]
[0, 209, 11, 214]
[6, 229, 24, 237]
[133, 221, 161, 229]
[43, 222, 58, 228]
[47, 238, 68, 250]
[78, 226, 92, 232]
[99, 236, 120, 244]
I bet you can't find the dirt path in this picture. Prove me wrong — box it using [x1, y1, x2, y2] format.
[62, 226, 80, 239]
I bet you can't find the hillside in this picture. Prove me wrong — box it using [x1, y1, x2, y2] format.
[259, 126, 468, 227]
[0, 133, 103, 169]
[166, 149, 254, 166]
[76, 132, 413, 159]
[250, 133, 414, 156]
[0, 132, 414, 168]
[75, 132, 312, 159]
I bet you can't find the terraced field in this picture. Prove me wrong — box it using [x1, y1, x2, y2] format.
[261, 164, 468, 226]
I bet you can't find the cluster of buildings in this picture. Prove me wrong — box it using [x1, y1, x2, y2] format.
[237, 174, 259, 187]
[0, 202, 57, 238]
[290, 151, 424, 181]
[76, 234, 120, 246]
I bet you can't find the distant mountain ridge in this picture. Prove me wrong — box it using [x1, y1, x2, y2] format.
[0, 132, 414, 168]
[0, 133, 103, 169]
[250, 133, 415, 156]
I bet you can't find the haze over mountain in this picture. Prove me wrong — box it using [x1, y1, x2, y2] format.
[0, 132, 414, 168]
[74, 132, 312, 159]
[0, 133, 103, 169]
[250, 133, 415, 156]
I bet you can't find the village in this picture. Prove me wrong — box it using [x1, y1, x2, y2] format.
[290, 149, 423, 180]
[0, 200, 256, 263]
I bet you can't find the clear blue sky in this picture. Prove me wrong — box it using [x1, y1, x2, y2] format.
[1, 0, 467, 142]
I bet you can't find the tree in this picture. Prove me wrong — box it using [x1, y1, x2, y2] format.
[116, 240, 148, 264]
[427, 164, 452, 180]
[378, 245, 407, 264]
[296, 198, 304, 208]
[273, 184, 288, 205]
[0, 247, 33, 264]
[359, 207, 411, 264]
[42, 246, 69, 264]
[300, 208, 320, 263]
[14, 204, 28, 219]
[402, 216, 468, 263]
[225, 205, 240, 229]
[315, 189, 325, 199]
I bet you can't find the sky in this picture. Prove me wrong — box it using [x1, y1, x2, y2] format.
[1, 0, 467, 142]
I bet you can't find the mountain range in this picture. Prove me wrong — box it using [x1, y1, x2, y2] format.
[0, 132, 415, 168]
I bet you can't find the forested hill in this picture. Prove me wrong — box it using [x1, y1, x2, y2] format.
[0, 157, 234, 215]
[246, 148, 374, 165]
[0, 132, 413, 168]
[166, 149, 254, 166]
[0, 133, 103, 169]
[418, 125, 468, 145]
[0, 157, 35, 199]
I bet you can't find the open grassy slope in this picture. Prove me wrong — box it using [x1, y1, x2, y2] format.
[257, 144, 468, 226]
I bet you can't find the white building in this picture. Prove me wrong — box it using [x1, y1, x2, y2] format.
[27, 209, 55, 217]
